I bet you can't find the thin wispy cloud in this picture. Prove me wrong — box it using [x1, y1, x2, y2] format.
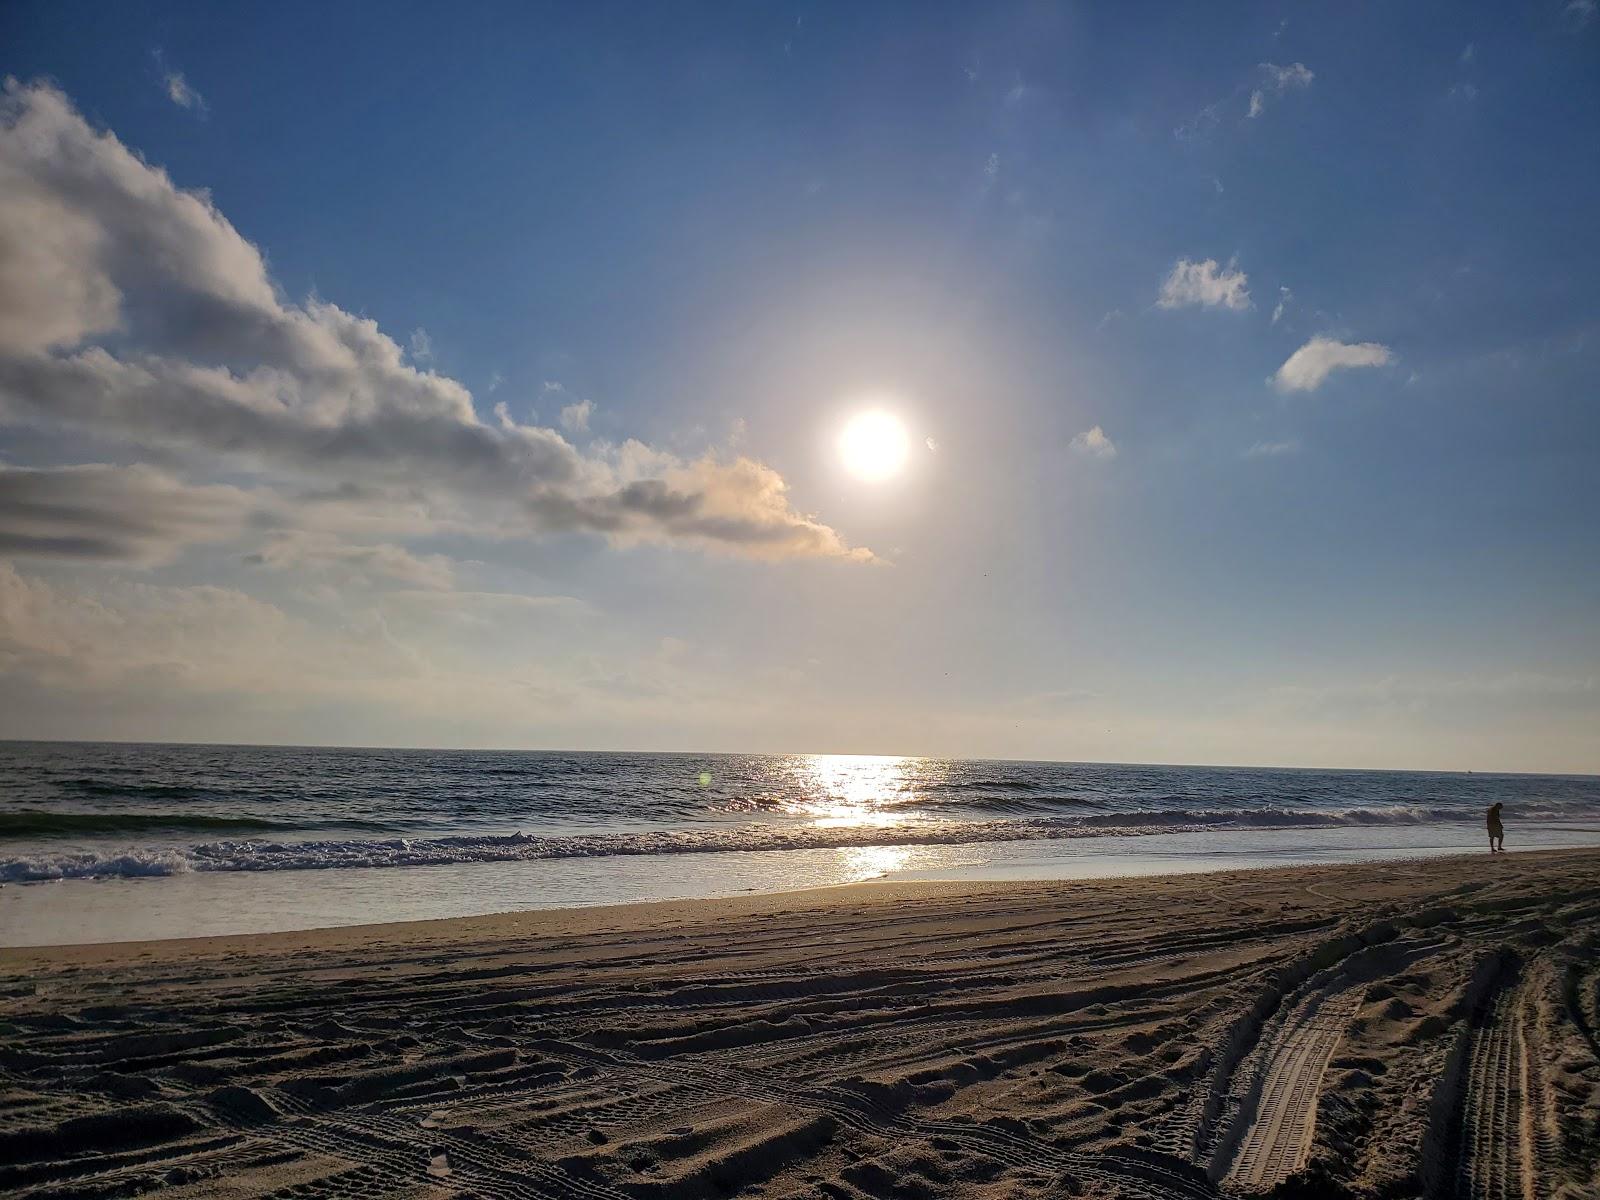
[1272, 336, 1394, 392]
[1070, 425, 1117, 459]
[1179, 61, 1313, 138]
[246, 531, 457, 591]
[1174, 99, 1225, 142]
[1158, 258, 1251, 311]
[1243, 439, 1301, 458]
[1248, 62, 1314, 119]
[559, 397, 594, 434]
[163, 71, 207, 114]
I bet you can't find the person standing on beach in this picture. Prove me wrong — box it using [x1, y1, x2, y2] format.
[1486, 802, 1505, 853]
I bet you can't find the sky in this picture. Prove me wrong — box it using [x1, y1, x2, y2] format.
[1, 1, 1597, 772]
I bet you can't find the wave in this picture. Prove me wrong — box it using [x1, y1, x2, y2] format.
[2, 804, 1579, 883]
[0, 811, 398, 839]
[59, 779, 218, 800]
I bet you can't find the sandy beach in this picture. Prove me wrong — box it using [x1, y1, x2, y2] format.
[4, 850, 1599, 1199]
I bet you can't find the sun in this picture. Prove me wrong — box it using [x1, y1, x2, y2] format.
[838, 410, 910, 482]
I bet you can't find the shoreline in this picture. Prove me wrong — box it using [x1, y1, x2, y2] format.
[12, 816, 1600, 950]
[2, 843, 1590, 965]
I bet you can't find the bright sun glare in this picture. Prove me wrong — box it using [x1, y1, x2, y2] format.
[838, 410, 910, 482]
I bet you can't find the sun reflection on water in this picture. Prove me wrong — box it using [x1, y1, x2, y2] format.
[837, 844, 913, 881]
[784, 754, 924, 829]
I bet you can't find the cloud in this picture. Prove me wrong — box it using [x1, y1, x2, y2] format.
[1158, 258, 1251, 311]
[0, 81, 869, 564]
[1268, 673, 1599, 722]
[925, 437, 939, 453]
[1070, 425, 1117, 459]
[244, 531, 456, 590]
[1565, 0, 1597, 28]
[1243, 439, 1300, 458]
[408, 327, 433, 363]
[1013, 688, 1100, 712]
[1248, 62, 1314, 119]
[0, 558, 779, 745]
[560, 397, 594, 434]
[1271, 286, 1292, 325]
[1178, 61, 1313, 140]
[163, 72, 207, 114]
[1272, 336, 1395, 392]
[1459, 43, 1476, 65]
[381, 589, 588, 635]
[0, 559, 423, 701]
[0, 464, 256, 563]
[1173, 100, 1225, 142]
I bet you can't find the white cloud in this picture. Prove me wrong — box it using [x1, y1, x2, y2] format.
[1248, 62, 1314, 120]
[925, 436, 939, 453]
[1070, 425, 1117, 459]
[1243, 439, 1300, 458]
[0, 80, 870, 565]
[1158, 257, 1251, 311]
[1565, 0, 1596, 28]
[1460, 43, 1476, 65]
[408, 327, 433, 363]
[1271, 286, 1292, 325]
[1272, 336, 1394, 392]
[560, 397, 594, 434]
[163, 72, 207, 114]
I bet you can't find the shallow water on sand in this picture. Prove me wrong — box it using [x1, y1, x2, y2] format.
[6, 816, 1599, 945]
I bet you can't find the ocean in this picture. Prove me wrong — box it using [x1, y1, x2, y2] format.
[3, 741, 1599, 945]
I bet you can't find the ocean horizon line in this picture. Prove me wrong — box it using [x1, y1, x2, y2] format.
[1, 736, 1595, 782]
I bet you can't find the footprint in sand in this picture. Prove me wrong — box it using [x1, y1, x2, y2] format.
[427, 1152, 450, 1178]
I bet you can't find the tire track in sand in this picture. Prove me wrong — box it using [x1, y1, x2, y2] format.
[1454, 979, 1547, 1200]
[1221, 985, 1366, 1193]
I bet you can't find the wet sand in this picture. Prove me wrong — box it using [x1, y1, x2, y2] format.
[4, 849, 1599, 1198]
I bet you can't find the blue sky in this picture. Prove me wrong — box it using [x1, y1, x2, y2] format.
[1, 1, 1596, 771]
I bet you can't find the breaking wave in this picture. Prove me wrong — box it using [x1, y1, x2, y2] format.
[0, 804, 1546, 882]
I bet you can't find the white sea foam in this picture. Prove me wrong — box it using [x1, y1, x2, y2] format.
[0, 805, 1553, 882]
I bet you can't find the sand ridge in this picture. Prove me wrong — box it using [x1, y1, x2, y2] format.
[3, 850, 1599, 1198]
